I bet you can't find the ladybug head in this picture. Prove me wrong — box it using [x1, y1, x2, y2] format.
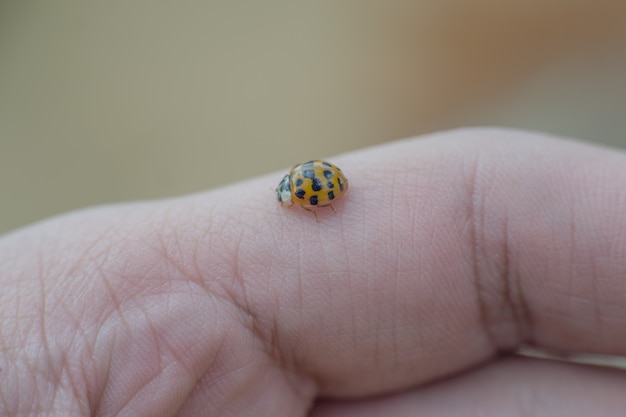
[276, 174, 292, 204]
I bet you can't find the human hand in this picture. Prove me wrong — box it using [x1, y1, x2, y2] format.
[2, 128, 626, 416]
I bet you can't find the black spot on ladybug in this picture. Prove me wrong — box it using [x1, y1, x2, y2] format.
[328, 191, 335, 200]
[294, 178, 303, 187]
[302, 169, 315, 179]
[321, 161, 332, 167]
[309, 195, 318, 205]
[295, 189, 306, 199]
[338, 177, 344, 192]
[311, 178, 322, 191]
[301, 161, 315, 167]
[323, 170, 333, 179]
[327, 181, 334, 188]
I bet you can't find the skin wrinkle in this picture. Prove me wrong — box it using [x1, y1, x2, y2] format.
[198, 218, 235, 302]
[0, 374, 7, 414]
[36, 244, 64, 414]
[180, 321, 228, 413]
[282, 368, 317, 415]
[296, 222, 324, 373]
[566, 200, 587, 346]
[403, 160, 430, 358]
[136, 300, 167, 372]
[91, 300, 156, 412]
[346, 237, 358, 372]
[479, 157, 512, 345]
[167, 208, 193, 283]
[189, 200, 215, 291]
[223, 222, 282, 369]
[56, 301, 95, 414]
[3, 214, 140, 412]
[591, 205, 611, 345]
[61, 227, 113, 283]
[465, 147, 500, 353]
[152, 213, 193, 286]
[282, 235, 308, 373]
[107, 293, 213, 416]
[371, 273, 382, 374]
[467, 146, 534, 353]
[203, 327, 262, 409]
[190, 200, 230, 298]
[511, 221, 533, 348]
[570, 175, 606, 345]
[388, 164, 402, 372]
[372, 190, 391, 372]
[158, 288, 217, 380]
[501, 203, 532, 348]
[101, 315, 143, 416]
[112, 358, 163, 416]
[605, 189, 626, 320]
[589, 250, 604, 349]
[193, 209, 302, 414]
[499, 214, 516, 345]
[489, 150, 535, 347]
[566, 198, 577, 344]
[266, 218, 302, 373]
[160, 205, 278, 379]
[259, 226, 295, 371]
[578, 210, 606, 348]
[292, 226, 305, 371]
[208, 228, 250, 320]
[151, 343, 206, 415]
[86, 328, 114, 417]
[60, 354, 86, 416]
[328, 209, 359, 384]
[96, 280, 203, 414]
[2, 262, 20, 355]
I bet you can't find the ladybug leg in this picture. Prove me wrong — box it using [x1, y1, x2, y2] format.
[302, 206, 319, 222]
[329, 203, 336, 213]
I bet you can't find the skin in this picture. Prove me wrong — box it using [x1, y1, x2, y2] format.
[2, 128, 626, 416]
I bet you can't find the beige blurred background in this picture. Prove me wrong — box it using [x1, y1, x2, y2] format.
[2, 1, 626, 234]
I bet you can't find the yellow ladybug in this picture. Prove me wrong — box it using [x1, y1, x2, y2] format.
[276, 160, 349, 220]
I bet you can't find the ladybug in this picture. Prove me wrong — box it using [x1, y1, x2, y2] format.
[276, 160, 349, 221]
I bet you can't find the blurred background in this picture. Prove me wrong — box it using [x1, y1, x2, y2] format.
[1, 1, 626, 234]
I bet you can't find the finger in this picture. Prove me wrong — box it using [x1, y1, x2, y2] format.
[5, 128, 626, 412]
[201, 127, 626, 397]
[311, 357, 626, 417]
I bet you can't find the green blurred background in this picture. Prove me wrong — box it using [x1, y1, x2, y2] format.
[2, 1, 626, 234]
